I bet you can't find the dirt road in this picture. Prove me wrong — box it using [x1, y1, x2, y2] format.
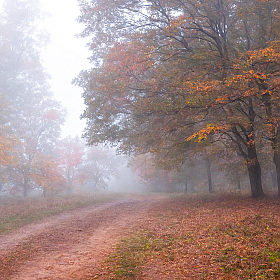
[0, 195, 162, 279]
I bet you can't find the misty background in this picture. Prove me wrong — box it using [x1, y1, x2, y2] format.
[0, 0, 278, 197]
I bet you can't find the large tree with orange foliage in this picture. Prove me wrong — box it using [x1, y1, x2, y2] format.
[76, 0, 280, 197]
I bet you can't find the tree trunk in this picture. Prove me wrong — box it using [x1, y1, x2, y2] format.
[246, 145, 264, 198]
[66, 171, 73, 194]
[271, 127, 280, 196]
[237, 176, 241, 191]
[23, 178, 28, 197]
[22, 185, 27, 197]
[206, 158, 213, 193]
[184, 174, 188, 193]
[231, 98, 264, 198]
[262, 90, 280, 196]
[270, 171, 278, 190]
[273, 152, 280, 197]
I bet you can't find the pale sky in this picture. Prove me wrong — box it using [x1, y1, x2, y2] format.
[40, 0, 90, 138]
[0, 0, 91, 138]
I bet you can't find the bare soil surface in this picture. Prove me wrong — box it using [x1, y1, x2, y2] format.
[0, 194, 164, 279]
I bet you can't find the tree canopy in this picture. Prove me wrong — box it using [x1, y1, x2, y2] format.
[76, 0, 280, 197]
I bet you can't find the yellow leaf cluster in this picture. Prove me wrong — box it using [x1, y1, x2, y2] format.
[187, 124, 228, 142]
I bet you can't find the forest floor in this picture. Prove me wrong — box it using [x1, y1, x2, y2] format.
[0, 193, 280, 279]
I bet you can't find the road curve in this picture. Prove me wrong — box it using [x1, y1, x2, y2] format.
[0, 195, 163, 279]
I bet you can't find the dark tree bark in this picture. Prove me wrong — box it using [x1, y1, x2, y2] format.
[206, 158, 213, 193]
[273, 152, 280, 196]
[230, 110, 264, 198]
[261, 87, 280, 196]
[246, 145, 264, 198]
[270, 171, 278, 190]
[184, 174, 188, 193]
[237, 176, 241, 191]
[270, 125, 280, 196]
